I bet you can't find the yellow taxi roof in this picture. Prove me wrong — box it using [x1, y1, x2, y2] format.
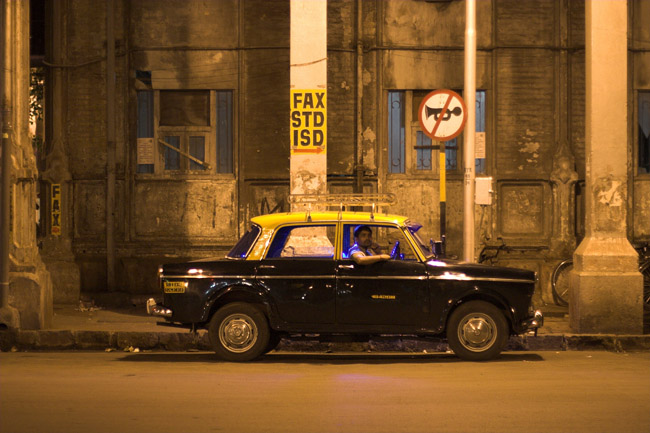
[250, 211, 410, 230]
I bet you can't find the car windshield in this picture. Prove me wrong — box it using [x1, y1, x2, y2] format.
[406, 222, 434, 258]
[226, 224, 261, 259]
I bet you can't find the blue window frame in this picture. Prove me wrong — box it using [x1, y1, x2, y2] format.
[416, 131, 432, 171]
[189, 136, 206, 171]
[639, 91, 650, 174]
[136, 89, 234, 174]
[136, 90, 154, 173]
[388, 91, 405, 174]
[164, 135, 181, 170]
[216, 91, 233, 174]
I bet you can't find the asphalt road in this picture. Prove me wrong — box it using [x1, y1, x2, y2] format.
[1, 351, 649, 433]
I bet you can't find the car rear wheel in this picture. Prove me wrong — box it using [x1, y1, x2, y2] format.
[208, 303, 270, 362]
[446, 301, 508, 361]
[264, 331, 283, 354]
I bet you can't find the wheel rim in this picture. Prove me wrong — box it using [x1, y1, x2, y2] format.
[457, 312, 497, 352]
[219, 313, 258, 353]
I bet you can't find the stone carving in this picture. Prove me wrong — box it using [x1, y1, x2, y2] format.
[549, 140, 578, 257]
[550, 140, 578, 186]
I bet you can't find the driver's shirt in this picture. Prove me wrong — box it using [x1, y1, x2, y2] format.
[348, 243, 373, 258]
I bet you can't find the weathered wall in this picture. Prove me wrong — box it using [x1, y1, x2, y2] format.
[45, 0, 649, 303]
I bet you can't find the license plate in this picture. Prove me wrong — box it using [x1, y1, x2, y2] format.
[164, 281, 187, 293]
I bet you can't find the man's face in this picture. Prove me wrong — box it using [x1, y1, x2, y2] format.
[356, 230, 372, 248]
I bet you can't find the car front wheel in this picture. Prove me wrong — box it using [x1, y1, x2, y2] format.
[446, 300, 509, 361]
[208, 302, 270, 362]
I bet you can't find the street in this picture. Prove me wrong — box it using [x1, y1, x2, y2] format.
[1, 351, 649, 433]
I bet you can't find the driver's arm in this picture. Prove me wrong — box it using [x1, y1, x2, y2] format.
[351, 252, 390, 265]
[369, 242, 383, 254]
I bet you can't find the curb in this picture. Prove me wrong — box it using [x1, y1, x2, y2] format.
[2, 330, 650, 353]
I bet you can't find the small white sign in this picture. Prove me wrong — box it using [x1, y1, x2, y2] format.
[475, 176, 493, 205]
[475, 132, 486, 159]
[137, 138, 155, 165]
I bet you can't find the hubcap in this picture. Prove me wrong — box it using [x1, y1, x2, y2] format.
[219, 313, 258, 353]
[457, 313, 497, 352]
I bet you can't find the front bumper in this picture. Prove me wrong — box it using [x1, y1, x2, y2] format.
[146, 298, 173, 318]
[520, 309, 544, 335]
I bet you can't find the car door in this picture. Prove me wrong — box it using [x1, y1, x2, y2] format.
[336, 224, 430, 327]
[255, 224, 337, 324]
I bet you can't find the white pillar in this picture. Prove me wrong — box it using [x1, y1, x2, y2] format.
[462, 0, 476, 262]
[290, 0, 327, 208]
[570, 0, 642, 334]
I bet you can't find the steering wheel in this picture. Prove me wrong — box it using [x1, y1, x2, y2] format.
[390, 241, 400, 260]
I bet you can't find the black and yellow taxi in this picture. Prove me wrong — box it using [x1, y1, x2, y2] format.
[147, 201, 543, 362]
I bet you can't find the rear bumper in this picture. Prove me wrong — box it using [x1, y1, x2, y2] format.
[146, 298, 173, 318]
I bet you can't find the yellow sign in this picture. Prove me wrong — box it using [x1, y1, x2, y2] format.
[164, 281, 187, 294]
[371, 294, 396, 300]
[290, 89, 326, 154]
[51, 184, 61, 236]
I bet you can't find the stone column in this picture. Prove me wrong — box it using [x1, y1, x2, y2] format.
[39, 0, 81, 304]
[1, 0, 52, 329]
[289, 0, 327, 205]
[570, 0, 643, 334]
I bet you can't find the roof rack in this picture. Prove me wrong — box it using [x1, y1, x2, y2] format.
[288, 193, 396, 221]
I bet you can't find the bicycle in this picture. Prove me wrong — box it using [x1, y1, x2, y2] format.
[478, 238, 510, 265]
[551, 243, 650, 311]
[478, 238, 548, 264]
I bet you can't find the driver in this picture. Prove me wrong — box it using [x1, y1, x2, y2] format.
[348, 225, 390, 265]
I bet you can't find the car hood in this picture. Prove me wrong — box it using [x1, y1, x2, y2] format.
[424, 259, 535, 282]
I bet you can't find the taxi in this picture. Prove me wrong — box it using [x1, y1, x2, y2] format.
[147, 194, 543, 361]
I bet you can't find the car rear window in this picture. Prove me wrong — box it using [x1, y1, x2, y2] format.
[266, 225, 336, 259]
[226, 225, 261, 259]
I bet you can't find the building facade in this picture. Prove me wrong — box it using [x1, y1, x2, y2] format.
[40, 0, 650, 307]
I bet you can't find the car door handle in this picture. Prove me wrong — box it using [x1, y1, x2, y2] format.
[258, 265, 276, 270]
[338, 264, 354, 269]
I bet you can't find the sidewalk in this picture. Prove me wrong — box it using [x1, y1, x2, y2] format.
[1, 301, 649, 353]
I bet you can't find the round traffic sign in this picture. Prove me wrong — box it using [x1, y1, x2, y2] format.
[418, 89, 467, 141]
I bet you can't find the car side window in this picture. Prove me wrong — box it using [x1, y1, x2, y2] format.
[343, 224, 418, 261]
[266, 225, 336, 259]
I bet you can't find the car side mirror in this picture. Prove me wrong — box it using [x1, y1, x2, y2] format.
[430, 239, 444, 258]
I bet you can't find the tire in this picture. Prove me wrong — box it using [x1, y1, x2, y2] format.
[551, 259, 573, 307]
[446, 301, 509, 361]
[208, 303, 270, 362]
[264, 331, 283, 354]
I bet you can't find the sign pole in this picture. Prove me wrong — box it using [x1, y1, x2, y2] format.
[418, 89, 467, 257]
[463, 0, 476, 262]
[439, 141, 446, 254]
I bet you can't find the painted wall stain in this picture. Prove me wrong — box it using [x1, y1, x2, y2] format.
[597, 180, 622, 207]
[362, 126, 376, 143]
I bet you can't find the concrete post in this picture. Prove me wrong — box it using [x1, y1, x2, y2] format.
[463, 0, 476, 262]
[289, 0, 327, 206]
[570, 0, 643, 334]
[106, 0, 116, 291]
[0, 0, 19, 328]
[40, 0, 81, 304]
[0, 0, 52, 329]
